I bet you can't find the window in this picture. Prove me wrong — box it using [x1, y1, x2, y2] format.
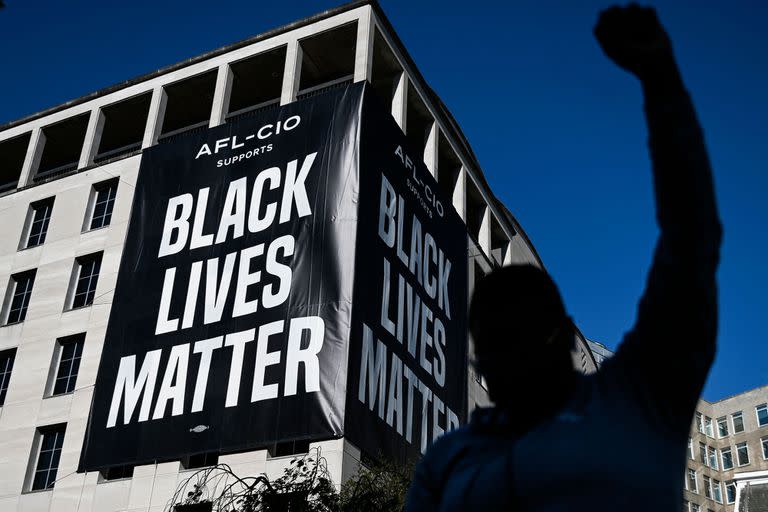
[182, 452, 218, 470]
[160, 72, 216, 139]
[3, 270, 36, 324]
[717, 416, 729, 437]
[732, 411, 745, 433]
[0, 132, 31, 192]
[757, 404, 768, 427]
[95, 93, 151, 162]
[699, 442, 708, 466]
[704, 416, 714, 437]
[726, 481, 736, 504]
[708, 446, 718, 470]
[22, 197, 54, 248]
[30, 424, 66, 491]
[762, 436, 768, 460]
[268, 440, 310, 458]
[86, 179, 118, 230]
[721, 447, 734, 470]
[688, 437, 694, 460]
[712, 480, 722, 503]
[50, 334, 84, 396]
[690, 504, 700, 512]
[0, 348, 16, 405]
[736, 441, 750, 466]
[688, 469, 698, 494]
[69, 253, 102, 309]
[99, 465, 134, 482]
[703, 475, 712, 499]
[35, 114, 89, 181]
[696, 412, 704, 433]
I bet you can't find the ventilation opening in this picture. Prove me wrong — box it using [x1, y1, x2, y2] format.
[370, 28, 402, 115]
[160, 71, 217, 139]
[490, 218, 509, 266]
[298, 22, 357, 94]
[466, 178, 486, 250]
[227, 46, 286, 119]
[95, 93, 151, 162]
[35, 114, 90, 181]
[406, 82, 432, 164]
[0, 132, 31, 193]
[437, 135, 461, 203]
[268, 439, 310, 458]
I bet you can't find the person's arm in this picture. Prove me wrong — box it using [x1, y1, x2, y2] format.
[594, 5, 723, 434]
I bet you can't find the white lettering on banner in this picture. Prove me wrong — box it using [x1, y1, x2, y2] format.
[106, 317, 325, 427]
[158, 152, 317, 257]
[195, 115, 302, 159]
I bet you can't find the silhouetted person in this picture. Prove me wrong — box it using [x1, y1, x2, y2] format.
[405, 4, 722, 511]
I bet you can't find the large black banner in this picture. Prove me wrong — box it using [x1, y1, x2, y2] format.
[81, 86, 364, 470]
[80, 83, 467, 471]
[344, 91, 468, 465]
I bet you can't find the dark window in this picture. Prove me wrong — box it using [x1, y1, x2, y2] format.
[227, 46, 286, 116]
[36, 114, 89, 181]
[268, 440, 310, 458]
[726, 481, 736, 503]
[52, 334, 84, 395]
[5, 270, 36, 324]
[183, 452, 218, 469]
[25, 197, 55, 248]
[757, 404, 768, 427]
[71, 253, 102, 309]
[31, 424, 66, 491]
[737, 442, 750, 466]
[0, 132, 31, 193]
[89, 179, 118, 230]
[160, 72, 217, 138]
[99, 464, 134, 481]
[95, 94, 151, 162]
[0, 348, 16, 405]
[298, 22, 357, 92]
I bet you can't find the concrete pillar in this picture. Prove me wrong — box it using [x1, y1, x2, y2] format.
[391, 72, 407, 131]
[79, 109, 105, 168]
[18, 127, 45, 187]
[479, 204, 491, 257]
[452, 166, 466, 221]
[502, 241, 514, 266]
[353, 8, 375, 83]
[424, 122, 438, 178]
[210, 64, 234, 127]
[281, 39, 303, 106]
[142, 87, 168, 149]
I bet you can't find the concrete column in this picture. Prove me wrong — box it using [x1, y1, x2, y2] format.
[79, 109, 105, 168]
[424, 122, 438, 178]
[142, 87, 168, 149]
[502, 241, 514, 266]
[479, 204, 491, 257]
[210, 64, 234, 127]
[391, 72, 407, 131]
[18, 127, 45, 187]
[452, 166, 467, 221]
[281, 39, 303, 106]
[353, 8, 375, 83]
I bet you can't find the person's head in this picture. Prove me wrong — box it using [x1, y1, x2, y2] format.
[469, 264, 577, 409]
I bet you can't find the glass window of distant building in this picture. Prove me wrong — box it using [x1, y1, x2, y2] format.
[69, 253, 102, 309]
[50, 334, 84, 396]
[696, 412, 704, 433]
[725, 481, 736, 504]
[703, 475, 712, 499]
[699, 442, 708, 466]
[87, 179, 118, 230]
[30, 424, 66, 491]
[716, 416, 728, 437]
[712, 480, 722, 503]
[721, 447, 734, 470]
[688, 469, 698, 493]
[732, 411, 745, 433]
[690, 502, 700, 512]
[0, 348, 16, 406]
[736, 441, 750, 466]
[688, 437, 694, 460]
[3, 270, 36, 324]
[757, 404, 768, 427]
[704, 416, 714, 437]
[708, 446, 718, 470]
[761, 436, 768, 460]
[22, 197, 54, 249]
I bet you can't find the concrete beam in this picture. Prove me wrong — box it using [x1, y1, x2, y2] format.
[79, 109, 105, 168]
[452, 166, 466, 221]
[210, 64, 234, 127]
[18, 127, 45, 187]
[142, 87, 168, 149]
[424, 122, 438, 178]
[391, 72, 407, 131]
[479, 204, 491, 258]
[280, 39, 303, 106]
[502, 241, 514, 266]
[353, 8, 374, 83]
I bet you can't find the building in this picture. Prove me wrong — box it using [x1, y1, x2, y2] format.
[0, 2, 599, 511]
[684, 385, 768, 511]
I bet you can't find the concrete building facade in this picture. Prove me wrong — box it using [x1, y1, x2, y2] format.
[684, 385, 768, 512]
[0, 2, 599, 511]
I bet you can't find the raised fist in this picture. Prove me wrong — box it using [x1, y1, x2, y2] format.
[594, 4, 676, 82]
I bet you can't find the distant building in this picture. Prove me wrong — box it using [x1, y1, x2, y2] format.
[586, 339, 613, 368]
[685, 384, 768, 511]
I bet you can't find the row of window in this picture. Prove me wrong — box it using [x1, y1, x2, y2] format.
[685, 469, 736, 504]
[24, 421, 311, 492]
[695, 406, 768, 438]
[20, 178, 118, 251]
[688, 436, 768, 470]
[1, 251, 102, 327]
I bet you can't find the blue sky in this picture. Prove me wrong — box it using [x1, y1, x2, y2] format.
[1, 1, 766, 402]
